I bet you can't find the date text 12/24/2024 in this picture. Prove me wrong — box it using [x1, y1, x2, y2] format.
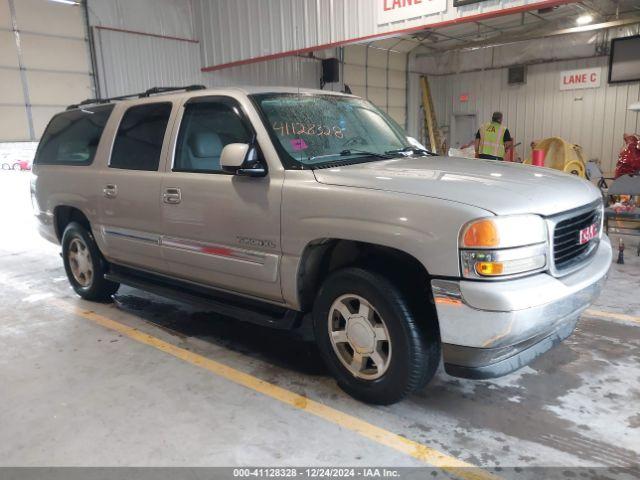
[233, 468, 400, 478]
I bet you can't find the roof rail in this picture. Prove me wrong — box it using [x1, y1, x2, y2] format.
[66, 84, 206, 110]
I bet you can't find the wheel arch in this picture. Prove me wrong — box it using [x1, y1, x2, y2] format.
[53, 205, 91, 241]
[297, 238, 435, 316]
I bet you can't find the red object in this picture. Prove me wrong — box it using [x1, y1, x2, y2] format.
[505, 138, 515, 162]
[532, 149, 545, 167]
[614, 134, 640, 178]
[459, 93, 469, 103]
[579, 224, 598, 245]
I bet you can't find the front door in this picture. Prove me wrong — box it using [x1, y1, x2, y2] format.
[98, 102, 174, 273]
[160, 96, 283, 302]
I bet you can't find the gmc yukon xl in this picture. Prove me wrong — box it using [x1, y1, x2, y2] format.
[31, 86, 611, 404]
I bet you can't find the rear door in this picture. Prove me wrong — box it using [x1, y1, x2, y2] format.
[97, 102, 174, 272]
[160, 96, 283, 301]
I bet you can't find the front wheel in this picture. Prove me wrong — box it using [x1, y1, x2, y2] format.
[62, 222, 119, 301]
[313, 268, 440, 405]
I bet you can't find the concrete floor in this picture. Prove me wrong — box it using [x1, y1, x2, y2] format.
[0, 171, 639, 477]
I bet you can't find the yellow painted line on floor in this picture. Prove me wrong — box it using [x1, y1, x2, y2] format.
[48, 297, 498, 480]
[583, 309, 640, 324]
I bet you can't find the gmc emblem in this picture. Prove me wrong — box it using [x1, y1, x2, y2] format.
[579, 224, 598, 245]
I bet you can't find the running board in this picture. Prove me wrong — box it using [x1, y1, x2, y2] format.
[105, 266, 302, 330]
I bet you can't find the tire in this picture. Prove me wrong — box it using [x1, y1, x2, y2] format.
[61, 222, 119, 301]
[312, 267, 440, 405]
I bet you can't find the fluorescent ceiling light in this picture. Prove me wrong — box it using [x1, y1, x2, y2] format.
[48, 0, 80, 5]
[576, 14, 593, 25]
[629, 102, 640, 112]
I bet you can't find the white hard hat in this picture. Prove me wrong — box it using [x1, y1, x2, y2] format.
[629, 102, 640, 111]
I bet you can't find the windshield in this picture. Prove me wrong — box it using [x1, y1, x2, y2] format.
[251, 93, 415, 168]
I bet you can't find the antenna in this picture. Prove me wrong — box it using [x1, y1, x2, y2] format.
[295, 26, 302, 95]
[294, 26, 303, 165]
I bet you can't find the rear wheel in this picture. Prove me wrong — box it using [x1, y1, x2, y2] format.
[313, 268, 439, 405]
[62, 222, 119, 301]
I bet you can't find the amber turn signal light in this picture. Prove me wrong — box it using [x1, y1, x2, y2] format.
[474, 261, 504, 276]
[462, 219, 499, 248]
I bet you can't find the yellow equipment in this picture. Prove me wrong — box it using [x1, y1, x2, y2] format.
[420, 76, 444, 155]
[525, 137, 586, 178]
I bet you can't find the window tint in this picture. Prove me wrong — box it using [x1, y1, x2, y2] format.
[174, 100, 252, 173]
[110, 102, 172, 171]
[35, 105, 114, 165]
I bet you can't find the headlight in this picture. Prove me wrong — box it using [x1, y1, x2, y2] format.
[459, 215, 548, 279]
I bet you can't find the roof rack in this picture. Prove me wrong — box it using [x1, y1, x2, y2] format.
[66, 84, 206, 110]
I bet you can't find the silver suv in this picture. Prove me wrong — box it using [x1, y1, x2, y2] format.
[31, 86, 611, 404]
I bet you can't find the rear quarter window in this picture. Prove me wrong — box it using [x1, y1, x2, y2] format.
[109, 102, 172, 171]
[35, 105, 114, 166]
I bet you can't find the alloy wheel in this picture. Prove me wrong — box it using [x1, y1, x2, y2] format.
[68, 237, 93, 287]
[328, 294, 392, 380]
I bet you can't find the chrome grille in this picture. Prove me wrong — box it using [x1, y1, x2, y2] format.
[551, 204, 602, 274]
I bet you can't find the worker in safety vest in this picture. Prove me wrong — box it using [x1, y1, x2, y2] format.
[474, 112, 513, 161]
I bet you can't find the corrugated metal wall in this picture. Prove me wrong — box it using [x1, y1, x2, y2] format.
[194, 0, 376, 68]
[92, 28, 202, 98]
[193, 0, 555, 69]
[88, 0, 196, 38]
[202, 53, 336, 90]
[426, 56, 640, 174]
[88, 0, 202, 98]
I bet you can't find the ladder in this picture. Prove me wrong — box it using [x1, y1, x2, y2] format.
[420, 75, 443, 155]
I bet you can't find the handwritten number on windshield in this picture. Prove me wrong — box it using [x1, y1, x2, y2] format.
[273, 122, 344, 139]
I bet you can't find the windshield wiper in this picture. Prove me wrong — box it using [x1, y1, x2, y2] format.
[309, 149, 393, 163]
[385, 146, 438, 156]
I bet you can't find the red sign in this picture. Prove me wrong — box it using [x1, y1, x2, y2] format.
[559, 68, 601, 91]
[378, 0, 446, 24]
[459, 93, 469, 102]
[579, 224, 598, 245]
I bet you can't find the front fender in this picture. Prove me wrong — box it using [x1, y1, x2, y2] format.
[280, 170, 491, 308]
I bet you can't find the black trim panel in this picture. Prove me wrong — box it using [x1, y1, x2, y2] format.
[443, 316, 578, 379]
[106, 264, 302, 330]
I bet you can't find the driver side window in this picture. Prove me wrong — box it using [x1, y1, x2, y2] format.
[174, 99, 252, 173]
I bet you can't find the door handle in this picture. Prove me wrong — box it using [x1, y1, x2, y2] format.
[162, 187, 181, 204]
[103, 184, 118, 199]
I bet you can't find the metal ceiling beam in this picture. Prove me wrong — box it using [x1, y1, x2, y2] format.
[414, 14, 640, 56]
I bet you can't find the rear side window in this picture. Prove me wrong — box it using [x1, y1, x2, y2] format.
[35, 105, 114, 165]
[109, 102, 172, 171]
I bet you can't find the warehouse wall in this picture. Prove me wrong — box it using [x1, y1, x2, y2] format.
[89, 0, 334, 98]
[202, 50, 344, 90]
[88, 0, 202, 98]
[193, 0, 556, 70]
[88, 0, 195, 38]
[425, 56, 639, 174]
[0, 0, 94, 141]
[92, 27, 202, 98]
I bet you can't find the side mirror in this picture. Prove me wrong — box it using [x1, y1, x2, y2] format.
[220, 143, 266, 177]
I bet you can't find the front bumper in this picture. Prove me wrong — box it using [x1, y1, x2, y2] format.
[432, 235, 612, 379]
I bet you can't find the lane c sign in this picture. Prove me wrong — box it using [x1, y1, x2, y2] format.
[560, 68, 601, 91]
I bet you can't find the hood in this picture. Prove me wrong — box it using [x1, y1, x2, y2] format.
[312, 156, 601, 216]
